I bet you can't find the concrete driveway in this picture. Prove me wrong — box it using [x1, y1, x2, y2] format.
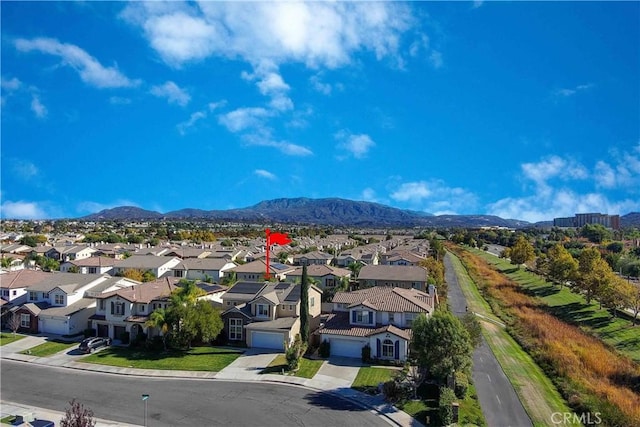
[311, 356, 362, 390]
[215, 348, 280, 380]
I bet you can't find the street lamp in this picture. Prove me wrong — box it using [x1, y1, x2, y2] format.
[142, 394, 150, 427]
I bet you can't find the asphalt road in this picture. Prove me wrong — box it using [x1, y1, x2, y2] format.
[0, 360, 389, 427]
[444, 252, 533, 427]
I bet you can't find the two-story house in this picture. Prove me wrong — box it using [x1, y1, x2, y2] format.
[318, 286, 438, 361]
[11, 272, 115, 335]
[112, 255, 181, 279]
[284, 264, 351, 290]
[171, 258, 237, 281]
[292, 251, 333, 266]
[357, 265, 429, 291]
[91, 277, 179, 342]
[221, 281, 322, 350]
[230, 260, 296, 282]
[60, 256, 116, 275]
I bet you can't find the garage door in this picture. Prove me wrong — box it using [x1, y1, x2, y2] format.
[251, 331, 285, 350]
[40, 318, 67, 335]
[330, 338, 367, 358]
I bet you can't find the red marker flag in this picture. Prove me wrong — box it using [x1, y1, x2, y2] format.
[268, 231, 291, 246]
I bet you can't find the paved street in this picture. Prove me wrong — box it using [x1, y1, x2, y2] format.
[444, 252, 533, 427]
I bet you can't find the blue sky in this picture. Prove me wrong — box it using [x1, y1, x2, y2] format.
[1, 1, 639, 222]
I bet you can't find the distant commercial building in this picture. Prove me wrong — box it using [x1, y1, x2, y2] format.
[553, 213, 620, 230]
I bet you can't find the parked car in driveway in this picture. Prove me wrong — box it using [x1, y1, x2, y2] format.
[78, 337, 111, 353]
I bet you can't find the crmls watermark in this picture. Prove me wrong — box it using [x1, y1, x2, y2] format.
[551, 412, 602, 425]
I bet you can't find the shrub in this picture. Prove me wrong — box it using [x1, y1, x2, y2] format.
[285, 334, 307, 371]
[454, 371, 469, 399]
[120, 331, 130, 345]
[438, 387, 456, 426]
[145, 336, 164, 351]
[361, 344, 371, 363]
[319, 339, 330, 358]
[382, 380, 403, 403]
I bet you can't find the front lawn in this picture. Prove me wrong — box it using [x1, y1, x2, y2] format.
[351, 366, 397, 392]
[20, 340, 77, 357]
[80, 345, 243, 371]
[0, 333, 25, 346]
[260, 354, 324, 379]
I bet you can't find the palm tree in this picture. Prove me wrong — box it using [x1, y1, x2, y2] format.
[146, 308, 170, 351]
[1, 256, 14, 269]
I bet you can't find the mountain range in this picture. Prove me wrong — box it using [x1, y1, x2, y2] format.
[80, 197, 640, 228]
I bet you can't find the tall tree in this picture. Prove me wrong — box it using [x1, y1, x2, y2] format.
[509, 236, 535, 269]
[300, 264, 310, 344]
[145, 308, 170, 350]
[547, 243, 578, 289]
[600, 277, 634, 318]
[411, 310, 473, 382]
[7, 313, 21, 336]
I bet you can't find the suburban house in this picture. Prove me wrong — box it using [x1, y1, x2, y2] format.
[91, 277, 180, 342]
[335, 252, 360, 268]
[221, 281, 322, 350]
[1, 269, 49, 307]
[164, 247, 212, 259]
[37, 245, 97, 262]
[284, 265, 351, 290]
[318, 286, 438, 360]
[292, 251, 333, 266]
[357, 265, 429, 291]
[7, 272, 125, 335]
[60, 256, 116, 275]
[230, 260, 296, 282]
[172, 258, 237, 282]
[381, 251, 425, 266]
[112, 255, 181, 279]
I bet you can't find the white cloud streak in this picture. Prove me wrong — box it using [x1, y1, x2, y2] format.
[0, 201, 47, 219]
[30, 94, 47, 118]
[335, 131, 375, 159]
[150, 81, 190, 106]
[254, 169, 277, 180]
[554, 83, 594, 98]
[14, 37, 139, 88]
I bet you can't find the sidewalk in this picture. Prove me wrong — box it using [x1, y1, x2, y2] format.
[0, 401, 139, 427]
[0, 337, 422, 427]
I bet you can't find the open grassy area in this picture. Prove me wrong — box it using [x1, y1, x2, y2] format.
[19, 340, 77, 357]
[447, 251, 576, 426]
[351, 366, 397, 392]
[0, 333, 25, 346]
[260, 354, 324, 379]
[472, 248, 640, 362]
[80, 345, 242, 371]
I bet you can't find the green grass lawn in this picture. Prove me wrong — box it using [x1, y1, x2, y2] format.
[80, 345, 242, 371]
[20, 340, 77, 357]
[0, 333, 25, 346]
[351, 366, 397, 392]
[472, 248, 640, 362]
[260, 354, 324, 379]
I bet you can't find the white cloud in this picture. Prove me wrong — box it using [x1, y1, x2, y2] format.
[122, 2, 417, 69]
[109, 96, 132, 105]
[487, 148, 640, 222]
[13, 160, 39, 180]
[241, 61, 293, 112]
[218, 107, 271, 133]
[177, 111, 207, 135]
[335, 131, 376, 159]
[361, 188, 378, 202]
[473, 1, 484, 9]
[0, 201, 46, 219]
[554, 83, 594, 98]
[30, 94, 47, 118]
[1, 76, 21, 91]
[389, 179, 478, 215]
[150, 81, 190, 106]
[429, 51, 443, 69]
[14, 37, 139, 89]
[390, 181, 432, 202]
[254, 169, 277, 180]
[242, 132, 313, 157]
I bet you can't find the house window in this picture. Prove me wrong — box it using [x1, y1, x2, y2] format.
[54, 294, 65, 305]
[257, 304, 269, 317]
[310, 297, 315, 307]
[174, 270, 184, 278]
[20, 314, 30, 328]
[138, 304, 146, 313]
[29, 291, 37, 301]
[89, 267, 97, 274]
[356, 311, 366, 323]
[412, 282, 419, 289]
[389, 313, 395, 323]
[229, 319, 243, 340]
[99, 300, 105, 310]
[1, 290, 7, 297]
[111, 301, 125, 316]
[12, 290, 17, 296]
[289, 305, 293, 311]
[382, 339, 394, 358]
